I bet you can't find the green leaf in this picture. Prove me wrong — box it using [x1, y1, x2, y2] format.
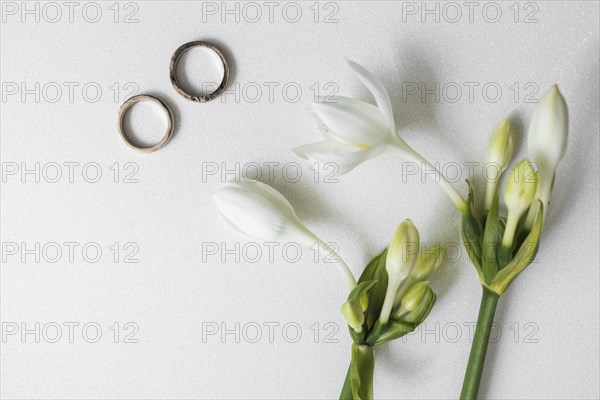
[490, 200, 543, 295]
[498, 217, 506, 238]
[461, 212, 483, 277]
[357, 250, 384, 283]
[348, 325, 362, 344]
[514, 202, 536, 250]
[461, 180, 484, 277]
[370, 320, 416, 346]
[481, 192, 500, 284]
[357, 250, 388, 331]
[365, 291, 436, 346]
[347, 280, 377, 302]
[350, 343, 375, 400]
[497, 218, 513, 268]
[465, 178, 476, 209]
[498, 245, 513, 269]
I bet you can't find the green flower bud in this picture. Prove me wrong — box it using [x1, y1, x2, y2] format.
[393, 243, 446, 306]
[342, 299, 365, 333]
[502, 159, 538, 248]
[411, 243, 446, 281]
[484, 118, 515, 211]
[359, 293, 369, 312]
[403, 299, 435, 324]
[392, 281, 436, 324]
[396, 281, 430, 316]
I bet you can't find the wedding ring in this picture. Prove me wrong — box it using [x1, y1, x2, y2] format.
[117, 94, 174, 153]
[169, 40, 230, 103]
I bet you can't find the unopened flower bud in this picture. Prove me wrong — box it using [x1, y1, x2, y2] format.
[359, 293, 369, 312]
[379, 220, 420, 324]
[213, 180, 357, 290]
[386, 220, 420, 281]
[528, 85, 568, 177]
[411, 243, 446, 281]
[502, 159, 538, 246]
[393, 243, 446, 307]
[499, 160, 538, 268]
[484, 119, 515, 211]
[342, 299, 365, 333]
[526, 85, 568, 225]
[395, 281, 435, 322]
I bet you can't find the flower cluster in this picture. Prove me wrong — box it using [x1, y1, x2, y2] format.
[338, 220, 445, 399]
[292, 60, 568, 296]
[461, 85, 568, 294]
[213, 60, 569, 400]
[213, 181, 446, 399]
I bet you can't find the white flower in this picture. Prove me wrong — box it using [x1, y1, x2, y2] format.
[213, 180, 356, 289]
[526, 85, 568, 224]
[293, 59, 468, 212]
[292, 59, 401, 175]
[213, 180, 311, 241]
[379, 219, 420, 324]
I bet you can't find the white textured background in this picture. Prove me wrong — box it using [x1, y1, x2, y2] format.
[1, 1, 599, 399]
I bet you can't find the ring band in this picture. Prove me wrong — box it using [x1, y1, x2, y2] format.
[169, 40, 230, 103]
[117, 95, 174, 153]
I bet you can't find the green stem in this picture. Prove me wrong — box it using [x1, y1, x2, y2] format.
[339, 364, 353, 400]
[460, 287, 500, 400]
[339, 343, 375, 400]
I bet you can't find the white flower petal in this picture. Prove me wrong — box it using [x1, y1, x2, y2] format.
[212, 181, 357, 290]
[311, 96, 391, 146]
[225, 180, 296, 219]
[292, 139, 389, 176]
[213, 187, 288, 240]
[387, 219, 420, 279]
[213, 180, 317, 243]
[346, 59, 395, 131]
[307, 105, 332, 137]
[527, 85, 568, 171]
[526, 85, 568, 221]
[216, 208, 254, 239]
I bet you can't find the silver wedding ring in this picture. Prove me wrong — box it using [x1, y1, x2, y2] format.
[116, 94, 174, 153]
[169, 40, 230, 103]
[117, 41, 230, 152]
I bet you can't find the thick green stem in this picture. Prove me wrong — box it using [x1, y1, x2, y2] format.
[339, 344, 375, 400]
[460, 287, 500, 400]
